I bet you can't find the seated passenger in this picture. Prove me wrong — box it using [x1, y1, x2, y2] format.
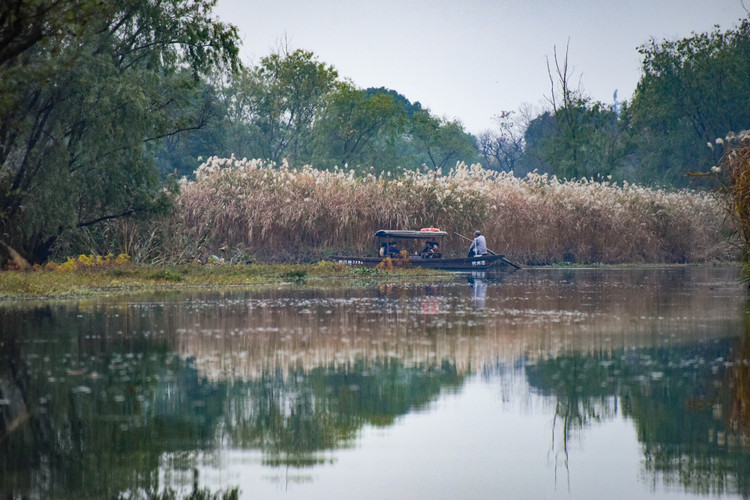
[380, 242, 400, 257]
[421, 241, 440, 258]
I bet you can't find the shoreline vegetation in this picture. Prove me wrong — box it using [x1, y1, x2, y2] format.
[69, 159, 735, 267]
[0, 260, 739, 301]
[0, 260, 450, 300]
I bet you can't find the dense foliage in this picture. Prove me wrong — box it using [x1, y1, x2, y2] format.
[627, 20, 750, 186]
[0, 0, 239, 263]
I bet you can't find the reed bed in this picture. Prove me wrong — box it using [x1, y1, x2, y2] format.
[173, 157, 735, 264]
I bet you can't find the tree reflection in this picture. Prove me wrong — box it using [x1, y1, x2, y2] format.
[0, 306, 463, 497]
[224, 358, 462, 466]
[618, 341, 749, 497]
[525, 353, 619, 485]
[525, 336, 750, 497]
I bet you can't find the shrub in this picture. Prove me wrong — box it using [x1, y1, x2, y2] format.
[45, 253, 132, 272]
[708, 130, 750, 273]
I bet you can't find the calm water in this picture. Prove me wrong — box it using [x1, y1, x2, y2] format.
[2, 266, 750, 499]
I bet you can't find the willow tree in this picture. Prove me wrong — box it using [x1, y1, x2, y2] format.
[0, 0, 239, 263]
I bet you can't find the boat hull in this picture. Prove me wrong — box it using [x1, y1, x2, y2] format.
[330, 254, 513, 271]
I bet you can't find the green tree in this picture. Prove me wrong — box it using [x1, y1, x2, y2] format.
[230, 47, 338, 165]
[517, 110, 555, 175]
[627, 19, 750, 186]
[539, 101, 623, 180]
[365, 87, 425, 116]
[153, 79, 232, 179]
[357, 87, 424, 173]
[518, 45, 626, 181]
[348, 89, 480, 173]
[311, 82, 404, 168]
[410, 110, 479, 171]
[0, 0, 239, 263]
[541, 45, 623, 180]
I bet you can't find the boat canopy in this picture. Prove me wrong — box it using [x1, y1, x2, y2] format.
[375, 229, 448, 239]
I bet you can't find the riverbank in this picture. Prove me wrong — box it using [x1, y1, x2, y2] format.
[0, 261, 449, 300]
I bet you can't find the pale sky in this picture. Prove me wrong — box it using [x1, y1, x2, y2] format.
[214, 0, 748, 134]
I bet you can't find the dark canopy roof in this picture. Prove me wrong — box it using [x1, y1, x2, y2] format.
[375, 229, 447, 239]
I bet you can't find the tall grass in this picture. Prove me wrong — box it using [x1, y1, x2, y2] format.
[172, 156, 734, 264]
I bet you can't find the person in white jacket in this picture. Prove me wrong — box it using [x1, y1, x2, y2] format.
[468, 230, 487, 257]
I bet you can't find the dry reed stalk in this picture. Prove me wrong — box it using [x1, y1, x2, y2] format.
[726, 137, 750, 259]
[169, 157, 734, 264]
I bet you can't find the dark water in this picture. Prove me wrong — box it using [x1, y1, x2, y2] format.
[1, 266, 749, 499]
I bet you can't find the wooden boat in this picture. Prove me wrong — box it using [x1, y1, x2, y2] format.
[331, 229, 520, 271]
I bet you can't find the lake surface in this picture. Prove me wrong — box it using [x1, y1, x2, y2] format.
[2, 266, 750, 499]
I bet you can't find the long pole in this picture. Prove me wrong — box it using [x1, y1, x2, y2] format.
[454, 232, 522, 270]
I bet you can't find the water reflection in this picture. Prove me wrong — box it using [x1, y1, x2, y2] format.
[1, 266, 749, 499]
[467, 273, 488, 309]
[524, 340, 750, 496]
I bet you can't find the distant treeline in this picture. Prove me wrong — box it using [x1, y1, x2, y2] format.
[150, 22, 750, 191]
[0, 1, 748, 264]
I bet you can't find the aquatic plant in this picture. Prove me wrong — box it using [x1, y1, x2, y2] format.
[172, 156, 733, 265]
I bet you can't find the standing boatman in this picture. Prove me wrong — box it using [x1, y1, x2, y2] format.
[468, 230, 487, 257]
